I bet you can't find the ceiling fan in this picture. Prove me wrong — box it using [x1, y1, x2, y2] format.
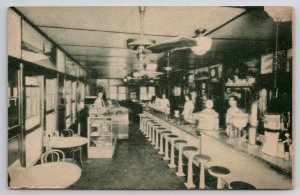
[146, 28, 213, 55]
[159, 52, 188, 78]
[127, 6, 155, 63]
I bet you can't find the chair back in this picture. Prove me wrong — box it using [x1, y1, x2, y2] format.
[41, 149, 65, 163]
[61, 129, 74, 137]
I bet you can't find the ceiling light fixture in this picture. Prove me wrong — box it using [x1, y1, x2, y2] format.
[191, 29, 212, 55]
[264, 6, 292, 22]
[127, 6, 155, 63]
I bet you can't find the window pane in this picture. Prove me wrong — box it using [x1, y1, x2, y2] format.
[118, 86, 125, 93]
[140, 86, 147, 94]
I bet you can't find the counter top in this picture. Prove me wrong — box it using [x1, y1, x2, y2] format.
[144, 107, 292, 177]
[202, 130, 292, 176]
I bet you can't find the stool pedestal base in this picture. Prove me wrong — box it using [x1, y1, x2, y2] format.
[176, 171, 185, 177]
[184, 182, 196, 189]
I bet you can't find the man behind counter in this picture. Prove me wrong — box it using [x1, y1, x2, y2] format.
[226, 96, 242, 136]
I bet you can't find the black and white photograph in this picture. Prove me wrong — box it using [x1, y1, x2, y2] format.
[6, 4, 294, 190]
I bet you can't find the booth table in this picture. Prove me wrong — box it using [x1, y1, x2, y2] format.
[49, 136, 88, 148]
[10, 162, 81, 189]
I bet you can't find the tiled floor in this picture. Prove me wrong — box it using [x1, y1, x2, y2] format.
[70, 122, 188, 189]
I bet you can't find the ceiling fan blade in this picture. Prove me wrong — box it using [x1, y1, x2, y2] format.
[146, 36, 197, 53]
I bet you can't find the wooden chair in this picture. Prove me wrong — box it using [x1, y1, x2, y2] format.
[41, 149, 65, 163]
[61, 129, 74, 137]
[61, 129, 83, 167]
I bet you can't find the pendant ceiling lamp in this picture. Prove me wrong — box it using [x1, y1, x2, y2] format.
[264, 6, 292, 22]
[190, 29, 212, 55]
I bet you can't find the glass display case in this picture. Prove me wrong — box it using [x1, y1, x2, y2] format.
[87, 112, 117, 158]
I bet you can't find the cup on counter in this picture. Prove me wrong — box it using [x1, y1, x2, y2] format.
[174, 110, 180, 118]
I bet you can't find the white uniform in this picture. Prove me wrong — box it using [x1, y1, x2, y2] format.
[226, 106, 241, 124]
[182, 100, 194, 120]
[160, 98, 170, 111]
[94, 98, 105, 107]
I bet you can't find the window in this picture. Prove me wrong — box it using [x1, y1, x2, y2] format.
[46, 79, 55, 111]
[118, 86, 126, 100]
[65, 80, 72, 125]
[109, 86, 126, 100]
[8, 67, 19, 128]
[148, 86, 155, 100]
[109, 86, 117, 100]
[140, 86, 156, 101]
[140, 86, 148, 101]
[25, 76, 40, 130]
[71, 81, 77, 122]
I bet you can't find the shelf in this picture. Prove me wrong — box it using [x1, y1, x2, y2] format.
[225, 83, 254, 87]
[88, 115, 117, 158]
[90, 134, 111, 137]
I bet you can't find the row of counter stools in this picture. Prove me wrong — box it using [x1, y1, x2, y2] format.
[138, 113, 255, 190]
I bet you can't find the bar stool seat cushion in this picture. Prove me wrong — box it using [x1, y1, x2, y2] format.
[156, 127, 167, 131]
[167, 135, 178, 139]
[174, 140, 187, 145]
[208, 166, 230, 178]
[194, 154, 211, 163]
[183, 146, 198, 152]
[183, 146, 198, 157]
[229, 181, 256, 190]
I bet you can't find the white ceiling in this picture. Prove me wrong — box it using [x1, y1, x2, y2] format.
[16, 6, 284, 78]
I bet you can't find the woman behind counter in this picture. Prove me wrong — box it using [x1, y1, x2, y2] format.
[182, 94, 194, 122]
[93, 91, 106, 108]
[160, 94, 170, 112]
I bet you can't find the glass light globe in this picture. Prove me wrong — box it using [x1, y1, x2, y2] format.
[264, 6, 292, 22]
[133, 72, 141, 78]
[191, 36, 212, 55]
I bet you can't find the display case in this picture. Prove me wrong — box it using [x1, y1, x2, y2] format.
[87, 112, 117, 158]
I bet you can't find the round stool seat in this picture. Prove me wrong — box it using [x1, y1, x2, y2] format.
[167, 135, 178, 139]
[161, 131, 172, 135]
[183, 146, 198, 156]
[208, 166, 230, 178]
[174, 139, 187, 145]
[194, 154, 211, 163]
[229, 181, 256, 190]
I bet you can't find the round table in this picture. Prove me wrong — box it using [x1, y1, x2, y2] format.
[10, 162, 82, 189]
[49, 137, 88, 148]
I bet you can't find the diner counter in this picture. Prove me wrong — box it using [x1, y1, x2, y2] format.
[143, 107, 293, 189]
